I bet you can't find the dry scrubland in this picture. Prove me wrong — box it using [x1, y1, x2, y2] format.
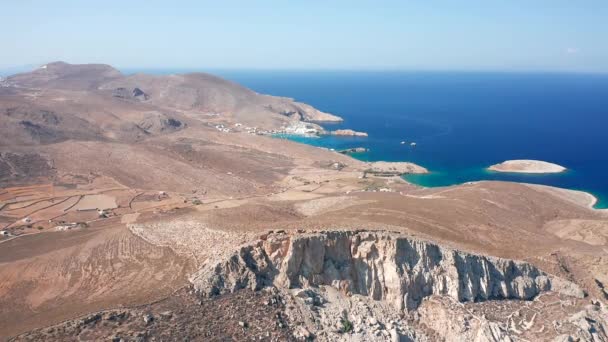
[1, 63, 607, 341]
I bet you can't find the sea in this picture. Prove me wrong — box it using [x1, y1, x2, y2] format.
[131, 69, 608, 209]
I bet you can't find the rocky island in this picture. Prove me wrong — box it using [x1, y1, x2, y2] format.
[488, 159, 567, 173]
[330, 129, 368, 137]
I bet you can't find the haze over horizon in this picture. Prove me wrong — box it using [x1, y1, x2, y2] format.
[2, 0, 608, 73]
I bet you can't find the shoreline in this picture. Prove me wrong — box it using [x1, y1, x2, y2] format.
[271, 133, 608, 211]
[524, 183, 606, 211]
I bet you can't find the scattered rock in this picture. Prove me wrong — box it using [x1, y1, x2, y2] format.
[106, 311, 127, 321]
[294, 326, 312, 340]
[143, 313, 154, 325]
[80, 314, 101, 325]
[160, 311, 173, 319]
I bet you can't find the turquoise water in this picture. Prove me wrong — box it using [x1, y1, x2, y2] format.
[277, 133, 607, 209]
[132, 69, 608, 209]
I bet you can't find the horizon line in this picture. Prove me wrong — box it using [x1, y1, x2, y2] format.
[122, 67, 608, 76]
[1, 62, 608, 77]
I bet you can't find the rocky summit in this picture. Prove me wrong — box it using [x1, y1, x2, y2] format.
[188, 230, 600, 341]
[194, 231, 584, 307]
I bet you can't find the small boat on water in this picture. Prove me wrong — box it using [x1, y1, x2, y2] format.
[410, 142, 417, 147]
[400, 141, 406, 145]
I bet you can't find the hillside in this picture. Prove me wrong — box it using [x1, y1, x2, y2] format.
[2, 62, 341, 144]
[1, 63, 607, 341]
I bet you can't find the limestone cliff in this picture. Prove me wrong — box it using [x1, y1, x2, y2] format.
[191, 231, 584, 311]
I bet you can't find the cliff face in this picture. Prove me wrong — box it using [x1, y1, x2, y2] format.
[191, 231, 584, 311]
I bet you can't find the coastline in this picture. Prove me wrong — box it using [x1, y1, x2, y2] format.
[272, 132, 608, 211]
[524, 183, 608, 212]
[199, 69, 608, 213]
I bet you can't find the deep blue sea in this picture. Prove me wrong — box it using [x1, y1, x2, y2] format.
[132, 69, 608, 208]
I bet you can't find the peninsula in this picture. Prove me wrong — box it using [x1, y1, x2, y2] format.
[367, 161, 428, 176]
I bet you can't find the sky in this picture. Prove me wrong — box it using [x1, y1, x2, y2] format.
[2, 0, 608, 72]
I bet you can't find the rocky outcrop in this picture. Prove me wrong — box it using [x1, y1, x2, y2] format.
[112, 87, 150, 101]
[338, 147, 368, 154]
[191, 231, 584, 311]
[138, 112, 184, 134]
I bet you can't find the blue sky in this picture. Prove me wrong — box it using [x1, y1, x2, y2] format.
[2, 0, 607, 72]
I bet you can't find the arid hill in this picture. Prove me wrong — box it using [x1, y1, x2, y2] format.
[5, 62, 122, 90]
[1, 63, 607, 341]
[2, 61, 341, 146]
